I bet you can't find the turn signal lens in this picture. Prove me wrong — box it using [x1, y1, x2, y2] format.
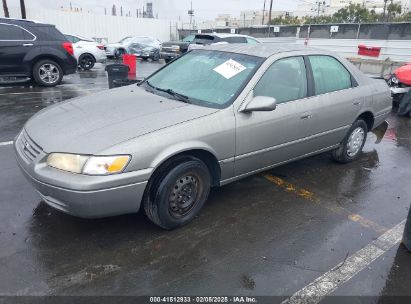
[82, 155, 130, 175]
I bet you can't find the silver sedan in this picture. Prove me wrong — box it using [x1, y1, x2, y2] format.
[15, 44, 391, 229]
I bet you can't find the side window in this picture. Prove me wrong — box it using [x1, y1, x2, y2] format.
[254, 56, 308, 104]
[246, 38, 259, 44]
[309, 55, 353, 95]
[0, 24, 29, 41]
[225, 37, 247, 43]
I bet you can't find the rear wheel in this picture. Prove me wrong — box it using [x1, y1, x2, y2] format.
[144, 158, 211, 230]
[332, 119, 368, 163]
[32, 59, 63, 87]
[78, 53, 95, 70]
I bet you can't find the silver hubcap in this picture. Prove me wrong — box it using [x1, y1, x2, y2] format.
[347, 127, 365, 157]
[39, 63, 59, 84]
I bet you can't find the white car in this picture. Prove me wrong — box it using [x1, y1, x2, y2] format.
[65, 34, 107, 70]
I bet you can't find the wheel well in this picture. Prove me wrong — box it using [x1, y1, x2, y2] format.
[79, 53, 96, 61]
[151, 150, 221, 189]
[358, 111, 374, 131]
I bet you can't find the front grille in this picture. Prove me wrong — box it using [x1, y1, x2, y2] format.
[161, 47, 178, 53]
[17, 130, 42, 162]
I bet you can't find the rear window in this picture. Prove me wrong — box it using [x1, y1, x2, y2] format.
[33, 25, 66, 41]
[223, 36, 247, 43]
[192, 35, 216, 45]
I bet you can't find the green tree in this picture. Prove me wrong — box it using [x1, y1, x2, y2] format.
[332, 3, 370, 23]
[387, 1, 402, 20]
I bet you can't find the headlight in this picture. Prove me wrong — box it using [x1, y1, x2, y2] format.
[47, 153, 130, 175]
[47, 153, 88, 174]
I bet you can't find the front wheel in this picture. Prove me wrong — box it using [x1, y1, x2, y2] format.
[144, 158, 211, 230]
[332, 119, 368, 163]
[32, 59, 63, 87]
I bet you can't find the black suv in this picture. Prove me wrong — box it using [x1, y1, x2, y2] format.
[0, 18, 77, 86]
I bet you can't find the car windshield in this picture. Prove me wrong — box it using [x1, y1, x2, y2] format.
[182, 34, 195, 42]
[143, 50, 263, 109]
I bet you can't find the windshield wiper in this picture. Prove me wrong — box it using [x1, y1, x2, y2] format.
[145, 81, 191, 104]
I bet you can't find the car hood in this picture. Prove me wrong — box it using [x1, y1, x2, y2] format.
[25, 86, 218, 155]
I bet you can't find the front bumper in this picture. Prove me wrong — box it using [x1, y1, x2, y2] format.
[14, 132, 151, 218]
[391, 87, 410, 95]
[160, 52, 180, 60]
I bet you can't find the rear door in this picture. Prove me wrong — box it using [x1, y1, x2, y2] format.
[0, 23, 36, 75]
[302, 55, 364, 150]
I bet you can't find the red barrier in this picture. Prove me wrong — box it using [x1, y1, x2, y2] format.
[122, 54, 137, 77]
[358, 45, 381, 57]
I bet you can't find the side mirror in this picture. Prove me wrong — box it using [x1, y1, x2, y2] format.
[240, 96, 277, 113]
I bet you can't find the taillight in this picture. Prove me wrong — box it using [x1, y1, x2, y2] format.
[97, 45, 104, 50]
[62, 42, 74, 56]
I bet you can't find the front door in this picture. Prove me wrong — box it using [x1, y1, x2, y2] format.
[234, 56, 315, 177]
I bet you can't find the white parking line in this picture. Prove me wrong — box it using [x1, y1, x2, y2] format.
[282, 220, 405, 304]
[0, 141, 13, 147]
[0, 88, 103, 96]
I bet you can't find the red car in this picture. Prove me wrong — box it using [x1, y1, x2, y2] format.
[387, 63, 411, 116]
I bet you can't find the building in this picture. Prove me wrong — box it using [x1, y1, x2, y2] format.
[145, 2, 154, 18]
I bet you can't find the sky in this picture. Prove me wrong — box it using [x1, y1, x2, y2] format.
[5, 0, 304, 21]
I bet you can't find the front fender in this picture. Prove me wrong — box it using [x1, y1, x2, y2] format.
[150, 140, 219, 169]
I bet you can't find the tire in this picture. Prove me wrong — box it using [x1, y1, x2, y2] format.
[115, 48, 125, 59]
[144, 158, 211, 230]
[78, 53, 95, 70]
[152, 52, 160, 62]
[332, 119, 368, 164]
[32, 59, 63, 87]
[165, 58, 172, 64]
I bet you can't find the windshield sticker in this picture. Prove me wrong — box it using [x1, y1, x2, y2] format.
[213, 59, 246, 79]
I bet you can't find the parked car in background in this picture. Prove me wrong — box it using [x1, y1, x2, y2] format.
[160, 34, 195, 63]
[16, 44, 391, 229]
[105, 36, 161, 60]
[188, 33, 260, 51]
[65, 34, 107, 70]
[0, 18, 77, 86]
[128, 37, 162, 61]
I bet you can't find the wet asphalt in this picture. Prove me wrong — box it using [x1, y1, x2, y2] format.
[0, 61, 410, 301]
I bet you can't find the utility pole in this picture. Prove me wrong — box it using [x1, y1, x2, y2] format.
[262, 0, 266, 25]
[20, 0, 26, 19]
[188, 1, 194, 26]
[2, 0, 10, 17]
[383, 0, 388, 21]
[268, 0, 273, 25]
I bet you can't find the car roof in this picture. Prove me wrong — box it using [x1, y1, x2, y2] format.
[0, 17, 50, 26]
[196, 33, 254, 39]
[204, 43, 317, 58]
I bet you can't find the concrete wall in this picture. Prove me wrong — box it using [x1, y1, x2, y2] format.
[7, 7, 180, 43]
[259, 37, 411, 63]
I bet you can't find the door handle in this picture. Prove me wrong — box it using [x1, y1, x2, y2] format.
[22, 43, 33, 47]
[353, 101, 361, 106]
[300, 114, 312, 120]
